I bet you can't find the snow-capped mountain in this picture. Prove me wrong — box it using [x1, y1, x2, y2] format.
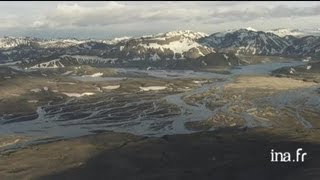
[0, 37, 93, 50]
[245, 27, 257, 32]
[1, 28, 320, 69]
[267, 28, 305, 38]
[155, 30, 208, 40]
[28, 55, 118, 69]
[0, 37, 34, 49]
[5, 30, 216, 68]
[268, 28, 320, 38]
[199, 28, 289, 55]
[0, 36, 129, 50]
[37, 38, 90, 49]
[103, 36, 132, 45]
[106, 30, 214, 61]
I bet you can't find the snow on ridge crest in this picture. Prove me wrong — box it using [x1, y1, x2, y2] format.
[267, 28, 304, 37]
[157, 30, 208, 40]
[245, 27, 257, 32]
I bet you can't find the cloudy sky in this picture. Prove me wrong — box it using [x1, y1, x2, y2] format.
[0, 1, 319, 39]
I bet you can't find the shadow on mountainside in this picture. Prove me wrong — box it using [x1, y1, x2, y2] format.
[39, 127, 320, 180]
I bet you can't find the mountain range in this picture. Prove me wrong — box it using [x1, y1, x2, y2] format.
[0, 28, 319, 69]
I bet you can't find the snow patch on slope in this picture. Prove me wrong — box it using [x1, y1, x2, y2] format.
[139, 38, 207, 54]
[246, 27, 257, 32]
[82, 72, 103, 77]
[139, 86, 167, 91]
[158, 30, 208, 40]
[62, 92, 95, 97]
[102, 85, 120, 90]
[30, 59, 64, 69]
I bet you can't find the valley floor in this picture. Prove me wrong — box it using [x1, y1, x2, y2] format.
[1, 128, 320, 180]
[0, 60, 320, 179]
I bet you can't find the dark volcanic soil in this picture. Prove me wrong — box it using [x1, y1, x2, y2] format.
[1, 128, 320, 180]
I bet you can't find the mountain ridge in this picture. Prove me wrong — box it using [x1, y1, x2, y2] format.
[0, 28, 319, 69]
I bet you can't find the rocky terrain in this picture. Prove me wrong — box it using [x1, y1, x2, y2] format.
[199, 28, 290, 56]
[200, 28, 320, 58]
[0, 31, 216, 69]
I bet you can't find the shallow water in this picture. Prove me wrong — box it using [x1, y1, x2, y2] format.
[70, 76, 127, 82]
[0, 60, 317, 151]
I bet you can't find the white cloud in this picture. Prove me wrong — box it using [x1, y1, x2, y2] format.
[0, 1, 320, 38]
[0, 15, 28, 28]
[0, 19, 20, 28]
[33, 2, 203, 28]
[31, 2, 320, 28]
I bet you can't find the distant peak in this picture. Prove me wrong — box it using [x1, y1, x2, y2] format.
[113, 36, 131, 41]
[245, 27, 257, 32]
[157, 30, 208, 39]
[267, 28, 304, 37]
